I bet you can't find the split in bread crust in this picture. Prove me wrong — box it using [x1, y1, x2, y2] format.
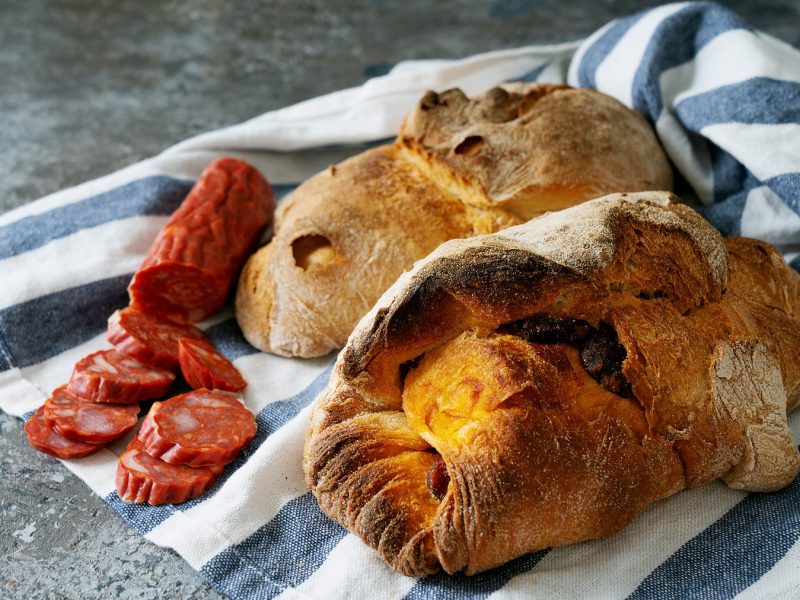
[303, 192, 800, 576]
[235, 84, 673, 357]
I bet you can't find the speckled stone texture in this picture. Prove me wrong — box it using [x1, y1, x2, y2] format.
[0, 413, 220, 599]
[1, 1, 798, 598]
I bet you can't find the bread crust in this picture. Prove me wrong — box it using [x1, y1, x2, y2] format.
[236, 84, 673, 357]
[304, 192, 800, 576]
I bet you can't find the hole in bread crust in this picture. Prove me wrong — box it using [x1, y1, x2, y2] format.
[501, 315, 634, 398]
[498, 315, 592, 345]
[755, 243, 772, 259]
[291, 234, 336, 270]
[579, 324, 632, 398]
[635, 289, 666, 301]
[399, 355, 423, 391]
[419, 91, 439, 111]
[454, 135, 485, 156]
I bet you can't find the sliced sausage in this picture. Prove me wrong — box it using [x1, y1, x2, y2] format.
[24, 406, 103, 459]
[128, 158, 274, 322]
[178, 338, 246, 392]
[106, 307, 208, 370]
[42, 385, 139, 444]
[67, 349, 175, 404]
[116, 437, 224, 505]
[138, 389, 256, 467]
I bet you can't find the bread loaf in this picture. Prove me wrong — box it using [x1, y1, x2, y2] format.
[236, 84, 672, 357]
[303, 192, 800, 577]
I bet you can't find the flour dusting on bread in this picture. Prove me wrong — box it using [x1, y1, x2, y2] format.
[306, 193, 800, 577]
[715, 340, 800, 491]
[496, 191, 727, 286]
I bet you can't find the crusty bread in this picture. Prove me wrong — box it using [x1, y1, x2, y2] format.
[303, 191, 800, 577]
[236, 84, 673, 358]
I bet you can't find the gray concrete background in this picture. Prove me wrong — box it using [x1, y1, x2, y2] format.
[1, 1, 798, 598]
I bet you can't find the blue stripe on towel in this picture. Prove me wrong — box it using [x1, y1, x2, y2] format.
[631, 2, 750, 119]
[106, 363, 333, 534]
[628, 471, 800, 600]
[404, 550, 549, 600]
[271, 183, 299, 200]
[575, 15, 644, 89]
[696, 146, 762, 236]
[696, 192, 747, 237]
[0, 351, 12, 373]
[0, 178, 297, 263]
[200, 493, 347, 600]
[0, 274, 130, 369]
[0, 330, 13, 372]
[204, 318, 260, 362]
[676, 78, 800, 129]
[710, 146, 762, 205]
[766, 174, 800, 215]
[0, 177, 192, 260]
[516, 63, 547, 83]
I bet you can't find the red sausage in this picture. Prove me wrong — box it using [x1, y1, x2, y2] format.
[138, 389, 256, 467]
[67, 349, 175, 404]
[42, 386, 139, 444]
[178, 338, 246, 392]
[106, 307, 208, 370]
[128, 158, 274, 322]
[24, 406, 103, 459]
[116, 437, 224, 505]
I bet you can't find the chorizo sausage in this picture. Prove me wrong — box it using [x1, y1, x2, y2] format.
[24, 406, 103, 459]
[128, 158, 274, 322]
[106, 307, 208, 370]
[178, 337, 246, 392]
[43, 385, 139, 444]
[67, 349, 175, 403]
[116, 437, 224, 505]
[137, 389, 256, 467]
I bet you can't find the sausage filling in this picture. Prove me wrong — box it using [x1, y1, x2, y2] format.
[499, 315, 632, 397]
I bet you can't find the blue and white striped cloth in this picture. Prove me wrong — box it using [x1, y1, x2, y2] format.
[2, 2, 799, 598]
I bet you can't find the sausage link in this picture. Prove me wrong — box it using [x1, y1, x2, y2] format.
[128, 158, 274, 321]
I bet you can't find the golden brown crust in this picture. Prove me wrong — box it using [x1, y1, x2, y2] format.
[304, 192, 800, 576]
[399, 85, 673, 219]
[236, 84, 673, 357]
[236, 147, 504, 357]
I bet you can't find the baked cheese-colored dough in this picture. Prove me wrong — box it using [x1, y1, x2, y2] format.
[304, 192, 800, 576]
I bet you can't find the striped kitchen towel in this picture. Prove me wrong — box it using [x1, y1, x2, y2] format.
[2, 2, 799, 598]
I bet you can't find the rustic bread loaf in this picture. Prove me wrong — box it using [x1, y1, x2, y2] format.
[235, 84, 673, 357]
[303, 192, 800, 577]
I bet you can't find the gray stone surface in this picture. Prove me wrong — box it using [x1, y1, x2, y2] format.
[2, 0, 798, 214]
[1, 1, 798, 598]
[0, 413, 221, 600]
